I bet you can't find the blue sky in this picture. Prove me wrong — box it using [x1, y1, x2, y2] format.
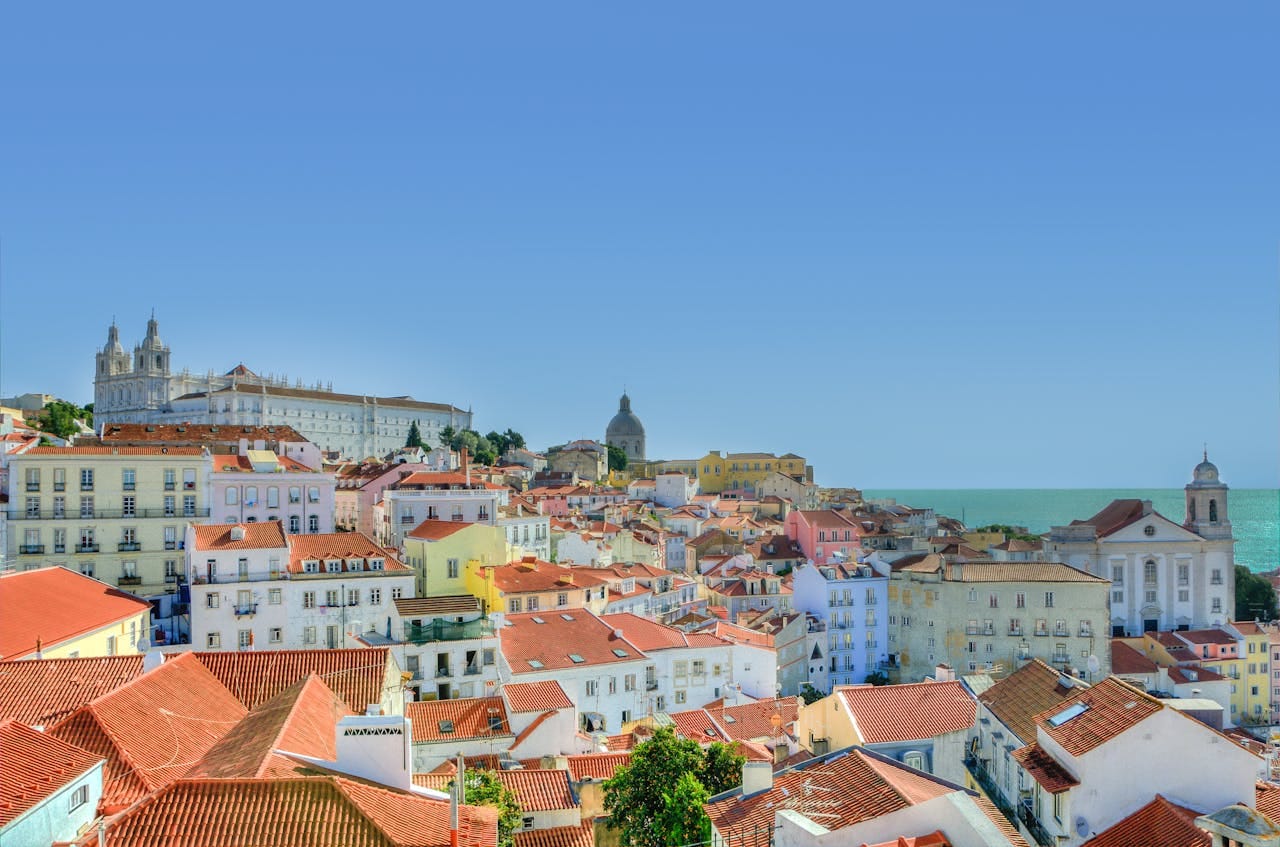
[1, 3, 1276, 488]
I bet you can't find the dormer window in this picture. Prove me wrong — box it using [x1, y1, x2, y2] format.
[304, 560, 319, 574]
[369, 559, 384, 571]
[325, 559, 341, 573]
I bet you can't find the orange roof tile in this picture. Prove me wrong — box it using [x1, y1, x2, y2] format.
[24, 445, 205, 456]
[1080, 794, 1208, 847]
[513, 822, 595, 847]
[1256, 781, 1280, 822]
[503, 681, 573, 713]
[99, 776, 498, 847]
[48, 652, 247, 811]
[191, 521, 288, 551]
[667, 709, 728, 743]
[565, 753, 631, 782]
[499, 612, 643, 673]
[0, 567, 152, 660]
[185, 675, 352, 779]
[706, 698, 799, 742]
[1010, 743, 1079, 794]
[406, 697, 512, 743]
[0, 719, 102, 826]
[99, 423, 310, 445]
[493, 769, 577, 812]
[1033, 677, 1163, 757]
[836, 681, 976, 744]
[978, 659, 1083, 744]
[288, 532, 410, 573]
[1110, 641, 1159, 675]
[406, 519, 475, 541]
[0, 655, 146, 727]
[192, 647, 393, 712]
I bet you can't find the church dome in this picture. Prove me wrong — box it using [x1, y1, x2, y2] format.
[606, 393, 645, 439]
[1192, 452, 1220, 485]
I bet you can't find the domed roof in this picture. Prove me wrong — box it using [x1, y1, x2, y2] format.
[607, 392, 645, 438]
[1191, 451, 1221, 485]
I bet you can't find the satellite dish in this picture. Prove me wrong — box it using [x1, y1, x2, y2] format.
[136, 639, 151, 652]
[1075, 817, 1090, 837]
[1086, 655, 1101, 675]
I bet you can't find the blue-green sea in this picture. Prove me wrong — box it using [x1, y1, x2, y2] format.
[862, 489, 1280, 573]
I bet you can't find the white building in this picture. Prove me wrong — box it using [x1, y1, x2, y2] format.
[209, 450, 335, 533]
[186, 523, 414, 652]
[0, 721, 105, 847]
[654, 472, 697, 508]
[790, 559, 890, 690]
[379, 471, 507, 550]
[93, 315, 471, 459]
[1045, 455, 1235, 636]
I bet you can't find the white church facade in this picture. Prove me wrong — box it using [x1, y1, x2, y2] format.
[1044, 454, 1235, 637]
[94, 316, 471, 460]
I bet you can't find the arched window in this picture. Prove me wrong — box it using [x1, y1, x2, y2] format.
[1189, 499, 1196, 521]
[1209, 499, 1218, 523]
[1144, 560, 1158, 585]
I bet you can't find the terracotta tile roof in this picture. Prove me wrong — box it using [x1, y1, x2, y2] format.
[1167, 664, 1227, 684]
[860, 835, 951, 847]
[25, 445, 205, 456]
[191, 521, 288, 551]
[180, 383, 466, 414]
[1232, 621, 1266, 636]
[1174, 628, 1238, 646]
[706, 698, 799, 742]
[990, 539, 1043, 552]
[394, 596, 482, 617]
[192, 647, 393, 712]
[185, 675, 352, 779]
[487, 560, 609, 594]
[1080, 794, 1208, 847]
[565, 753, 631, 782]
[1010, 742, 1079, 794]
[1073, 499, 1149, 537]
[946, 561, 1109, 583]
[406, 519, 475, 541]
[1256, 781, 1280, 822]
[499, 612, 644, 673]
[513, 822, 594, 847]
[48, 652, 248, 811]
[667, 709, 728, 743]
[0, 655, 146, 727]
[99, 776, 498, 847]
[0, 719, 102, 826]
[210, 453, 315, 473]
[793, 510, 860, 530]
[1033, 677, 1163, 757]
[0, 567, 152, 660]
[973, 794, 1031, 846]
[706, 748, 954, 837]
[406, 697, 512, 743]
[396, 472, 505, 490]
[598, 613, 726, 651]
[503, 681, 573, 713]
[1110, 641, 1159, 675]
[100, 423, 310, 445]
[494, 769, 577, 811]
[977, 659, 1084, 744]
[836, 681, 976, 744]
[288, 533, 411, 573]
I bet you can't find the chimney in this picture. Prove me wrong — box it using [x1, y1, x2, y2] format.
[1142, 499, 1153, 516]
[742, 761, 773, 796]
[231, 526, 246, 541]
[934, 663, 955, 682]
[333, 714, 412, 790]
[773, 743, 789, 765]
[143, 649, 164, 673]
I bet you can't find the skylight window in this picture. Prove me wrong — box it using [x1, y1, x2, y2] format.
[569, 654, 585, 664]
[528, 660, 544, 669]
[438, 720, 455, 734]
[1047, 703, 1089, 727]
[724, 715, 736, 723]
[612, 649, 628, 658]
[532, 617, 545, 624]
[561, 614, 575, 621]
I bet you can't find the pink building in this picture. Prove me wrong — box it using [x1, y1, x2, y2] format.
[1173, 628, 1240, 661]
[334, 461, 429, 537]
[210, 451, 336, 534]
[783, 509, 862, 564]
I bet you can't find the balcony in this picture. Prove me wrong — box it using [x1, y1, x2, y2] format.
[165, 573, 181, 583]
[118, 542, 142, 552]
[646, 680, 659, 691]
[19, 545, 45, 554]
[965, 625, 981, 635]
[1079, 627, 1093, 638]
[1053, 628, 1070, 638]
[463, 665, 482, 676]
[9, 507, 211, 521]
[164, 482, 176, 491]
[25, 482, 40, 492]
[1211, 576, 1224, 585]
[403, 619, 495, 645]
[53, 482, 65, 492]
[76, 543, 100, 553]
[118, 576, 142, 587]
[233, 603, 258, 617]
[400, 516, 417, 525]
[983, 626, 995, 636]
[53, 545, 65, 553]
[1009, 626, 1024, 636]
[1034, 628, 1049, 637]
[1018, 798, 1056, 847]
[436, 667, 453, 679]
[165, 541, 182, 551]
[1051, 653, 1070, 665]
[80, 484, 94, 492]
[123, 483, 136, 491]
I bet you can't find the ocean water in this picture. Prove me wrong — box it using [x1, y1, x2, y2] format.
[862, 489, 1280, 572]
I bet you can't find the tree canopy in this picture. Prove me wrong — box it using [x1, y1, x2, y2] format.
[449, 769, 523, 847]
[405, 420, 425, 449]
[439, 426, 524, 467]
[603, 726, 744, 847]
[29, 400, 92, 439]
[607, 444, 629, 472]
[973, 523, 1040, 543]
[1235, 565, 1279, 623]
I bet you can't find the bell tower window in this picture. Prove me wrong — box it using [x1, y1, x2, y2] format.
[1209, 499, 1218, 523]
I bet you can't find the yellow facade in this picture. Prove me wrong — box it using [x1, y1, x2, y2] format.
[39, 611, 153, 660]
[1237, 627, 1272, 723]
[401, 523, 510, 597]
[7, 447, 210, 596]
[695, 451, 807, 494]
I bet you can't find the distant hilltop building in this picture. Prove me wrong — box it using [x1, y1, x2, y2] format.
[605, 391, 645, 462]
[93, 315, 471, 458]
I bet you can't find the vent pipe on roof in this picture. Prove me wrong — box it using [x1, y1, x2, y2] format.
[742, 761, 773, 796]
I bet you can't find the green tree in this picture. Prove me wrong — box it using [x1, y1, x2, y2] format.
[604, 726, 705, 847]
[1235, 565, 1279, 622]
[973, 524, 1040, 543]
[31, 400, 92, 439]
[439, 425, 456, 449]
[607, 444, 629, 472]
[405, 420, 425, 449]
[699, 741, 746, 795]
[449, 769, 523, 847]
[864, 670, 890, 686]
[485, 430, 509, 457]
[799, 683, 825, 705]
[503, 428, 525, 451]
[656, 772, 711, 847]
[473, 436, 497, 467]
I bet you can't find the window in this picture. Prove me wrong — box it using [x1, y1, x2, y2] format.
[1143, 560, 1157, 585]
[1113, 590, 1125, 603]
[308, 486, 320, 503]
[308, 515, 319, 533]
[1143, 524, 1156, 537]
[557, 592, 568, 607]
[244, 486, 258, 507]
[207, 632, 221, 649]
[289, 486, 301, 504]
[1212, 597, 1223, 613]
[347, 588, 359, 606]
[1112, 565, 1124, 585]
[269, 588, 282, 605]
[508, 598, 522, 613]
[625, 674, 636, 691]
[165, 559, 178, 580]
[79, 561, 94, 578]
[69, 783, 89, 812]
[1211, 569, 1223, 585]
[370, 588, 381, 605]
[164, 495, 175, 517]
[326, 590, 340, 607]
[289, 516, 300, 533]
[206, 593, 220, 609]
[269, 628, 283, 643]
[53, 468, 66, 490]
[80, 497, 94, 519]
[528, 597, 539, 611]
[989, 594, 998, 608]
[304, 626, 316, 645]
[585, 680, 598, 696]
[447, 559, 460, 579]
[183, 495, 196, 517]
[80, 468, 94, 491]
[1016, 592, 1025, 608]
[226, 487, 238, 505]
[1145, 590, 1158, 603]
[392, 587, 403, 600]
[238, 630, 252, 649]
[164, 468, 176, 490]
[1044, 592, 1055, 608]
[674, 690, 687, 704]
[1177, 563, 1190, 586]
[484, 648, 495, 666]
[968, 588, 977, 602]
[303, 592, 316, 609]
[1178, 589, 1190, 602]
[120, 469, 135, 491]
[267, 487, 279, 508]
[183, 468, 196, 490]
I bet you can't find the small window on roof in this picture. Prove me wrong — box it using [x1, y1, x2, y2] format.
[1047, 703, 1089, 727]
[561, 614, 575, 621]
[569, 654, 585, 664]
[724, 715, 736, 723]
[532, 617, 545, 624]
[528, 659, 544, 669]
[438, 720, 454, 734]
[613, 649, 628, 658]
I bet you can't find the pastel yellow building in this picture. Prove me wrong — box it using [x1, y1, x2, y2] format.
[695, 451, 809, 494]
[466, 556, 611, 617]
[1142, 627, 1270, 724]
[401, 519, 509, 597]
[0, 566, 153, 660]
[1230, 621, 1272, 723]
